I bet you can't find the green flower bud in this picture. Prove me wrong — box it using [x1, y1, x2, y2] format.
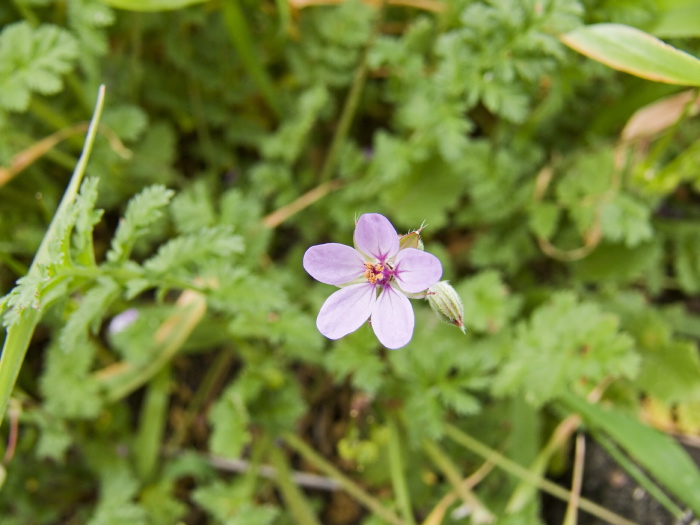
[399, 227, 425, 251]
[427, 281, 465, 334]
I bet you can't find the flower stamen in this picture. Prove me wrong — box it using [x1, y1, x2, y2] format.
[364, 261, 392, 285]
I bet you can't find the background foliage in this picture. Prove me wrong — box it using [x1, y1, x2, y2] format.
[1, 0, 700, 524]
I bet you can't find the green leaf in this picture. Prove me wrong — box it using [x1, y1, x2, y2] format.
[599, 193, 653, 247]
[561, 392, 700, 516]
[107, 185, 175, 264]
[493, 292, 639, 406]
[458, 271, 521, 334]
[72, 177, 104, 266]
[648, 0, 700, 37]
[59, 278, 121, 353]
[636, 340, 700, 403]
[0, 86, 106, 428]
[86, 449, 148, 525]
[561, 23, 700, 85]
[573, 241, 663, 285]
[1, 273, 44, 328]
[208, 385, 252, 459]
[170, 180, 216, 234]
[67, 0, 115, 56]
[528, 202, 561, 239]
[102, 105, 148, 142]
[0, 22, 78, 112]
[40, 340, 102, 418]
[260, 84, 328, 164]
[96, 0, 209, 11]
[140, 478, 187, 525]
[325, 328, 387, 395]
[193, 479, 279, 525]
[144, 225, 244, 275]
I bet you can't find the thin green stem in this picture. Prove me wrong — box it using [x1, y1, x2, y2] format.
[444, 423, 637, 525]
[318, 0, 387, 183]
[268, 442, 322, 525]
[134, 366, 171, 481]
[59, 265, 207, 295]
[0, 86, 106, 428]
[422, 439, 494, 521]
[283, 432, 406, 525]
[388, 416, 416, 525]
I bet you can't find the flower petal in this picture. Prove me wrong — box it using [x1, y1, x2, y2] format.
[371, 286, 414, 349]
[354, 213, 400, 261]
[393, 248, 443, 293]
[303, 243, 366, 285]
[317, 283, 376, 340]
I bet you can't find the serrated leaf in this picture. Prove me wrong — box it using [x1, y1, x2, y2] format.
[40, 340, 102, 418]
[102, 105, 148, 142]
[107, 185, 175, 263]
[600, 193, 653, 247]
[59, 278, 120, 353]
[208, 386, 251, 459]
[325, 328, 387, 394]
[1, 273, 43, 327]
[140, 479, 187, 525]
[170, 180, 216, 234]
[0, 22, 78, 112]
[68, 0, 115, 56]
[87, 455, 147, 525]
[561, 23, 700, 85]
[143, 225, 244, 275]
[493, 292, 639, 406]
[193, 480, 278, 524]
[261, 83, 328, 164]
[72, 177, 103, 266]
[459, 271, 520, 334]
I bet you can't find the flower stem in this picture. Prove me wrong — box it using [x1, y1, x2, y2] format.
[422, 439, 494, 521]
[388, 416, 416, 525]
[444, 423, 637, 525]
[134, 365, 171, 481]
[0, 86, 106, 428]
[283, 431, 406, 525]
[268, 441, 322, 525]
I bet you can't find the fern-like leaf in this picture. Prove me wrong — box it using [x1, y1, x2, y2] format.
[107, 184, 175, 263]
[143, 225, 244, 276]
[0, 22, 79, 112]
[1, 273, 44, 327]
[58, 278, 121, 353]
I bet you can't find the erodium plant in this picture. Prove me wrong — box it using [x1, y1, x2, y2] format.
[2, 1, 700, 524]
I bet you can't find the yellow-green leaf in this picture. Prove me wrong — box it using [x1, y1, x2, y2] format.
[97, 0, 208, 11]
[561, 23, 700, 85]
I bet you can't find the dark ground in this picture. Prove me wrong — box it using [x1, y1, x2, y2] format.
[543, 437, 700, 525]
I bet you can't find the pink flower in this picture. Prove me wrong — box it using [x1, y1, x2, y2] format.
[303, 213, 443, 349]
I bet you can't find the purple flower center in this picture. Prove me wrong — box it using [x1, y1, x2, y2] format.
[364, 261, 394, 286]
